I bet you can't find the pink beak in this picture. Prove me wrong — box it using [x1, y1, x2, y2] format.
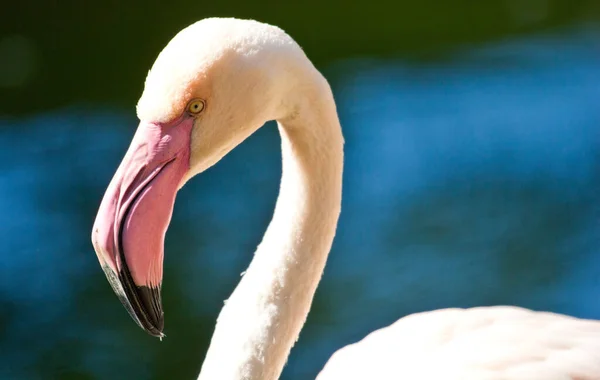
[91, 116, 194, 337]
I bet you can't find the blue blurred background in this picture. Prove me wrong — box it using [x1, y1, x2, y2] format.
[1, 1, 599, 379]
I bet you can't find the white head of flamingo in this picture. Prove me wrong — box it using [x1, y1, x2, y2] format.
[92, 17, 343, 378]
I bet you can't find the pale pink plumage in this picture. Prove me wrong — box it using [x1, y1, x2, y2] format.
[319, 306, 600, 380]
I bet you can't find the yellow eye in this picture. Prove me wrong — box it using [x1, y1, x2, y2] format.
[187, 99, 205, 115]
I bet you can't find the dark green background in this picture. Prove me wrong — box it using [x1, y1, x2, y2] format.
[2, 0, 597, 114]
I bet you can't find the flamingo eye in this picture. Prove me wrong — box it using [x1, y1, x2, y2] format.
[187, 99, 205, 115]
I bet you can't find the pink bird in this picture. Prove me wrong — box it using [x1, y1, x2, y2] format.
[92, 17, 600, 380]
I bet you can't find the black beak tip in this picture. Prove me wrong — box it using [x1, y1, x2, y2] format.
[100, 265, 165, 339]
[137, 285, 165, 337]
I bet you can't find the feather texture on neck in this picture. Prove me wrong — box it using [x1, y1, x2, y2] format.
[198, 64, 344, 380]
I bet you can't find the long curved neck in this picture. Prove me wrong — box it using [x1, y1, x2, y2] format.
[198, 78, 344, 380]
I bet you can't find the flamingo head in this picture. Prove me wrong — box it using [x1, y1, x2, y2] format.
[91, 18, 299, 337]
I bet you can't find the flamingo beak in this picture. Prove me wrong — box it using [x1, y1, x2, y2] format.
[91, 116, 194, 338]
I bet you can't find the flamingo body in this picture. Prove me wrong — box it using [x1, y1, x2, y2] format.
[319, 306, 600, 380]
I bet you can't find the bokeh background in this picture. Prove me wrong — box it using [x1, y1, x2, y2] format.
[1, 1, 599, 379]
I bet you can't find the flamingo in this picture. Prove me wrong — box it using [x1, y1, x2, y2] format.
[91, 17, 600, 380]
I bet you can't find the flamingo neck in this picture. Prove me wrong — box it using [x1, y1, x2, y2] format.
[198, 79, 344, 380]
